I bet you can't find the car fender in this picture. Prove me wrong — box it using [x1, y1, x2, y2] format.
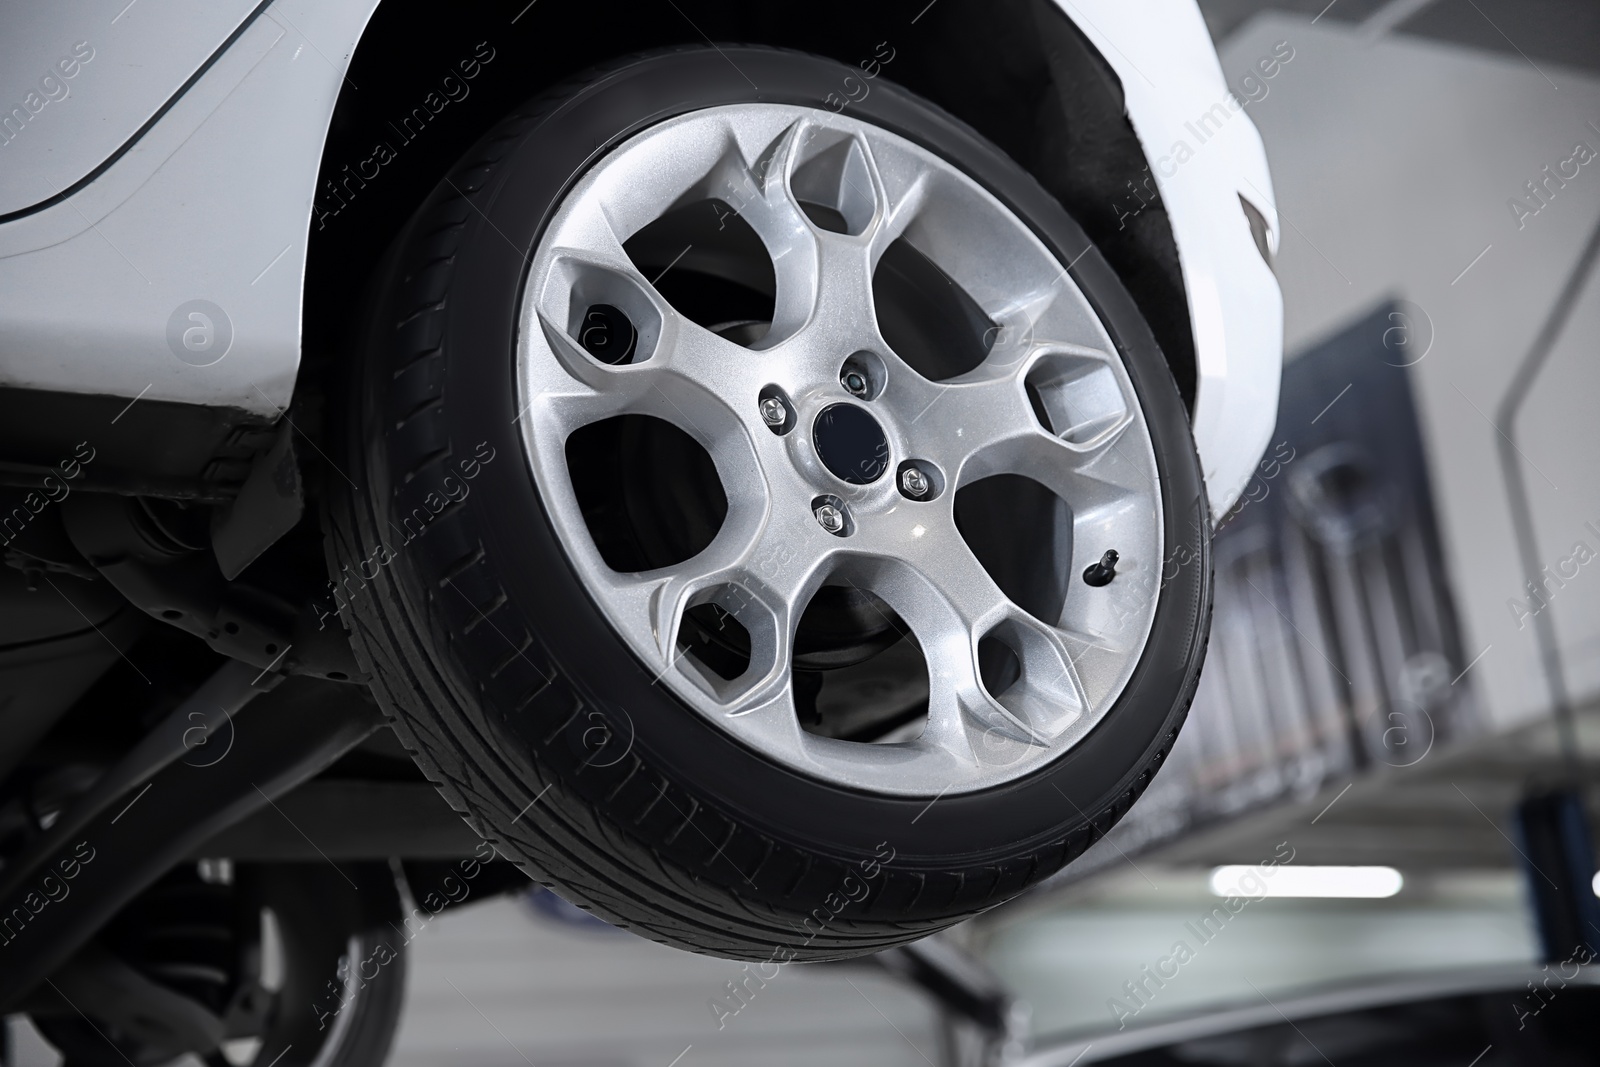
[1054, 1, 1285, 516]
[0, 0, 380, 418]
[0, 0, 1280, 516]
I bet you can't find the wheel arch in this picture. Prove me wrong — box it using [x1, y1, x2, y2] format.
[299, 0, 1198, 416]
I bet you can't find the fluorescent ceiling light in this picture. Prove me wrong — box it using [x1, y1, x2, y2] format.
[1209, 865, 1404, 899]
[1592, 870, 1600, 897]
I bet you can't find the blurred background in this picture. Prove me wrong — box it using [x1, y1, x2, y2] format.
[13, 0, 1600, 1063]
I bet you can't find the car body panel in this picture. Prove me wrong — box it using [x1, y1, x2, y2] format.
[0, 0, 266, 218]
[0, 0, 377, 419]
[1020, 963, 1600, 1065]
[0, 0, 1280, 516]
[1058, 1, 1285, 518]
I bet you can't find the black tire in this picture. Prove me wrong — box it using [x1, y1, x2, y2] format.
[31, 863, 406, 1067]
[325, 45, 1211, 961]
[244, 864, 408, 1067]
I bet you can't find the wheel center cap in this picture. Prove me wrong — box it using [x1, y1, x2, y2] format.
[813, 403, 890, 485]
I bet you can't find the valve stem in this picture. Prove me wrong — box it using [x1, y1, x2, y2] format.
[1083, 550, 1119, 587]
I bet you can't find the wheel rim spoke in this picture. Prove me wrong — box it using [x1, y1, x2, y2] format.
[515, 102, 1164, 796]
[600, 496, 824, 715]
[882, 534, 1087, 750]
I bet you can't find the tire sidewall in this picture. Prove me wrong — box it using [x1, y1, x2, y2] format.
[377, 46, 1210, 874]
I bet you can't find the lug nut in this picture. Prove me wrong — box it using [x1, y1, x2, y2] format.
[841, 369, 870, 397]
[900, 467, 930, 499]
[759, 396, 788, 427]
[814, 503, 846, 534]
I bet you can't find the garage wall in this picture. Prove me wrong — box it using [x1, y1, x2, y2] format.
[1221, 13, 1600, 730]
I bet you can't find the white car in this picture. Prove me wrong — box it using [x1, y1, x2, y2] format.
[0, 1, 1280, 1062]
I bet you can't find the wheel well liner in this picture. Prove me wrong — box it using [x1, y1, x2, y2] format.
[303, 0, 1196, 411]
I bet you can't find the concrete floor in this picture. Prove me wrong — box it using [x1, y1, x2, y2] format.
[384, 894, 943, 1067]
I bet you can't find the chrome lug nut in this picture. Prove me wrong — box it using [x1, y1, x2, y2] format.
[759, 396, 787, 427]
[841, 369, 870, 397]
[814, 503, 846, 534]
[900, 467, 930, 499]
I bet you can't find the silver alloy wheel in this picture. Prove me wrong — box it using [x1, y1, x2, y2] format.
[516, 103, 1162, 796]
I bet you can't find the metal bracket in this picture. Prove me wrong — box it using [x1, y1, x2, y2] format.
[211, 422, 304, 581]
